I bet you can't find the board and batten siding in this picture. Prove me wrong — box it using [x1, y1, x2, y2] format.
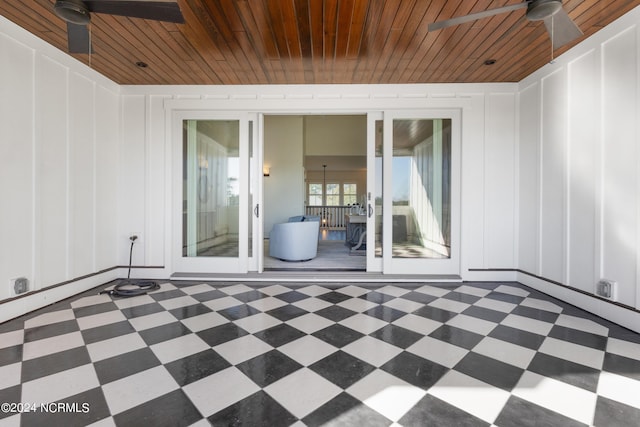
[517, 6, 640, 331]
[0, 16, 120, 321]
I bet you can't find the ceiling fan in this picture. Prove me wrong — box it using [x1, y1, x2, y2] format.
[428, 0, 583, 50]
[53, 0, 184, 54]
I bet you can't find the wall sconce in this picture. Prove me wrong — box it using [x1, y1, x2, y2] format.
[263, 167, 271, 177]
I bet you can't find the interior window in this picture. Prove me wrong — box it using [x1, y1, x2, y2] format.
[343, 183, 357, 205]
[326, 183, 340, 206]
[308, 183, 323, 205]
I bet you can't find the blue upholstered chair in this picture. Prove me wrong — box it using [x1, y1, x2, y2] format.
[269, 215, 320, 261]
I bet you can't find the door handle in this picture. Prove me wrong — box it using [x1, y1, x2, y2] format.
[254, 204, 259, 218]
[368, 204, 373, 218]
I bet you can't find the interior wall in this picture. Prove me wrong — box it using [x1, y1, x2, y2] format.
[303, 115, 368, 207]
[263, 115, 305, 237]
[517, 6, 640, 330]
[304, 115, 366, 155]
[0, 16, 120, 315]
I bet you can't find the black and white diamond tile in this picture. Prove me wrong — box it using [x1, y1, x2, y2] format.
[1, 280, 639, 426]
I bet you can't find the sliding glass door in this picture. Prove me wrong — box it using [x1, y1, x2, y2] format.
[382, 110, 460, 275]
[173, 112, 252, 273]
[171, 109, 457, 276]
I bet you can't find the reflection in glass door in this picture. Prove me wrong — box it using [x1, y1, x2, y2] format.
[383, 111, 459, 275]
[392, 119, 451, 259]
[175, 114, 252, 275]
[183, 119, 240, 258]
[375, 120, 383, 260]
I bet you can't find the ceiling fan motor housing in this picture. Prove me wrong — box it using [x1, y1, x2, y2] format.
[526, 0, 563, 21]
[54, 0, 90, 25]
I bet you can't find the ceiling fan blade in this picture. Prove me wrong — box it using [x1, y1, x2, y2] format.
[428, 2, 528, 32]
[67, 22, 91, 53]
[84, 0, 184, 23]
[543, 8, 583, 49]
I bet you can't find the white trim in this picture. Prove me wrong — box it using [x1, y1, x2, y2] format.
[366, 111, 383, 273]
[518, 272, 640, 334]
[595, 45, 605, 297]
[163, 100, 174, 277]
[537, 80, 544, 277]
[0, 270, 119, 324]
[636, 23, 640, 310]
[513, 90, 521, 277]
[124, 83, 515, 99]
[562, 64, 571, 287]
[30, 48, 38, 292]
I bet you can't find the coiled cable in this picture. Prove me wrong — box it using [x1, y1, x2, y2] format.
[100, 236, 159, 297]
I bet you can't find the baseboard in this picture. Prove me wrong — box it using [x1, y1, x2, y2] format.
[463, 268, 518, 282]
[0, 266, 170, 324]
[0, 269, 119, 324]
[119, 266, 170, 280]
[4, 266, 637, 334]
[171, 271, 463, 283]
[517, 271, 640, 334]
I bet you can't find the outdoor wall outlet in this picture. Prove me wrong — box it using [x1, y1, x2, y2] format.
[10, 277, 29, 296]
[596, 279, 617, 300]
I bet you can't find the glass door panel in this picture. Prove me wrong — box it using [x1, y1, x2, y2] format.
[391, 118, 451, 259]
[383, 111, 460, 275]
[174, 113, 249, 273]
[183, 119, 240, 257]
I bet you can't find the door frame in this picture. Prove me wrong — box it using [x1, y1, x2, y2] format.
[249, 113, 264, 272]
[366, 112, 383, 272]
[171, 110, 252, 274]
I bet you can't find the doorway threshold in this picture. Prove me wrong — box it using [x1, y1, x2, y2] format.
[170, 271, 462, 283]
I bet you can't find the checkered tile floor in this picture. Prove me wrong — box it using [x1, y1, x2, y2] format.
[1, 281, 640, 426]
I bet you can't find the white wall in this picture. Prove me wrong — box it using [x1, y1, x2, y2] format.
[517, 6, 640, 331]
[461, 92, 518, 275]
[0, 16, 120, 319]
[118, 84, 519, 280]
[263, 115, 305, 236]
[119, 94, 169, 270]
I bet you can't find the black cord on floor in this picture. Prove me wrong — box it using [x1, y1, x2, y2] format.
[100, 238, 159, 297]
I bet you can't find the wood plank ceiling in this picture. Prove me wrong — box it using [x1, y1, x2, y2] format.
[1, 0, 637, 85]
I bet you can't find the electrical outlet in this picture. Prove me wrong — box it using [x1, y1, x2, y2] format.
[10, 277, 29, 296]
[130, 232, 142, 244]
[596, 279, 617, 300]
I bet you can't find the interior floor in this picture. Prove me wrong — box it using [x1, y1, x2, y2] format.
[264, 229, 447, 271]
[265, 230, 365, 271]
[1, 281, 639, 426]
